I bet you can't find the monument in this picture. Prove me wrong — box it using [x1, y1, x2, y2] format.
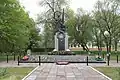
[53, 9, 70, 52]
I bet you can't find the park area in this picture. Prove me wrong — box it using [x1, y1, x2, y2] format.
[1, 0, 120, 80]
[0, 50, 120, 80]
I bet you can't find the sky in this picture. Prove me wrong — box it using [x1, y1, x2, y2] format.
[19, 0, 98, 20]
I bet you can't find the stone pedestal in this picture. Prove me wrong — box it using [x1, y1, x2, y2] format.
[53, 33, 58, 51]
[53, 32, 70, 51]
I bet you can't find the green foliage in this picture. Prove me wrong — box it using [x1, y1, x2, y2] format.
[0, 68, 7, 77]
[65, 0, 120, 52]
[65, 8, 93, 51]
[37, 0, 120, 51]
[42, 23, 54, 48]
[93, 0, 120, 51]
[32, 48, 54, 52]
[73, 51, 120, 55]
[0, 0, 40, 53]
[37, 0, 70, 48]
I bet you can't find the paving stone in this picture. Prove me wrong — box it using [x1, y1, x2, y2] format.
[25, 76, 36, 80]
[66, 77, 76, 80]
[35, 77, 47, 80]
[24, 63, 110, 80]
[46, 77, 56, 80]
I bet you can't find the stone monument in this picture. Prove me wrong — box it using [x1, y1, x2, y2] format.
[53, 9, 70, 51]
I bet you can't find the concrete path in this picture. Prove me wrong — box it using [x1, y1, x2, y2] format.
[24, 63, 110, 80]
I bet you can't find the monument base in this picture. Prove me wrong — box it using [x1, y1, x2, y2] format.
[54, 32, 70, 52]
[53, 49, 70, 52]
[53, 49, 57, 51]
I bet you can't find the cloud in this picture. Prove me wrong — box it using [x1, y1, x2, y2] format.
[19, 0, 98, 20]
[70, 0, 97, 12]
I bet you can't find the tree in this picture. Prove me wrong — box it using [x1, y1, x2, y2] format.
[37, 0, 70, 48]
[0, 0, 38, 53]
[93, 0, 120, 52]
[66, 8, 93, 51]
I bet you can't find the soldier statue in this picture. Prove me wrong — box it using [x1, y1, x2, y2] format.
[54, 10, 66, 34]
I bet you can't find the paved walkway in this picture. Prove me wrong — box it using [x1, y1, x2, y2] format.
[24, 63, 109, 80]
[1, 60, 120, 80]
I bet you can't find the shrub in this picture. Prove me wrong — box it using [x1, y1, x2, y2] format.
[32, 48, 54, 52]
[73, 51, 120, 55]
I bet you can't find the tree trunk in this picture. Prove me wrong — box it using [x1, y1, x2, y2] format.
[109, 36, 112, 52]
[99, 32, 102, 50]
[81, 43, 89, 52]
[115, 39, 118, 51]
[106, 41, 109, 53]
[85, 44, 89, 52]
[96, 36, 100, 51]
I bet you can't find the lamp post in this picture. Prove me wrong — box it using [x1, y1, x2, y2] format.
[104, 31, 110, 66]
[104, 31, 110, 37]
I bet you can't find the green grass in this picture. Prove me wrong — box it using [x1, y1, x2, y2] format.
[100, 54, 120, 61]
[0, 67, 34, 80]
[95, 67, 120, 80]
[110, 55, 120, 60]
[0, 56, 14, 62]
[0, 55, 24, 62]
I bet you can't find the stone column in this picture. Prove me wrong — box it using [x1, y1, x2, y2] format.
[65, 33, 67, 50]
[53, 33, 58, 51]
[65, 32, 70, 51]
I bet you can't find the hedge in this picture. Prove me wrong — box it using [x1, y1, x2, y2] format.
[73, 51, 120, 55]
[32, 48, 54, 52]
[31, 50, 120, 55]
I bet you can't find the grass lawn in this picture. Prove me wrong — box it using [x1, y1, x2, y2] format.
[0, 55, 24, 62]
[95, 67, 120, 80]
[0, 67, 34, 80]
[0, 56, 14, 62]
[89, 54, 120, 61]
[110, 55, 120, 61]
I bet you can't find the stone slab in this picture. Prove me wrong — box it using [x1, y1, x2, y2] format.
[24, 63, 110, 80]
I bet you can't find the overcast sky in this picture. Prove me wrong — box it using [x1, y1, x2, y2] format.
[19, 0, 98, 20]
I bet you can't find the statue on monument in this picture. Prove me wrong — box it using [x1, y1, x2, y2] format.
[54, 9, 66, 33]
[53, 9, 70, 52]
